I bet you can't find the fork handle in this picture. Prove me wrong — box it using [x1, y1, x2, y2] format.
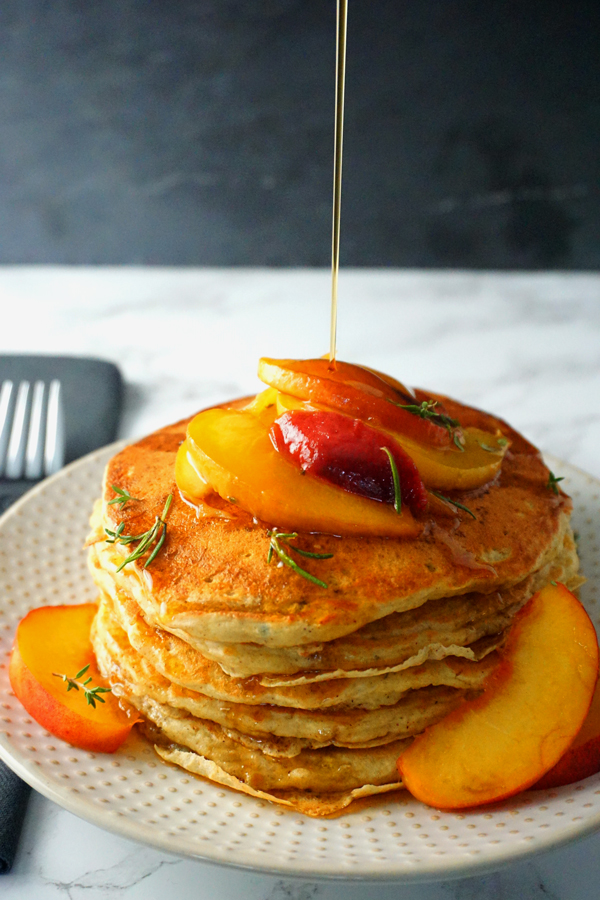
[0, 481, 36, 514]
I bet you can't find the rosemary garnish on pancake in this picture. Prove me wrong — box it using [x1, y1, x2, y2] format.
[52, 664, 112, 708]
[267, 529, 333, 588]
[431, 491, 476, 520]
[387, 398, 465, 451]
[381, 446, 402, 513]
[107, 485, 140, 510]
[547, 471, 564, 495]
[105, 494, 173, 572]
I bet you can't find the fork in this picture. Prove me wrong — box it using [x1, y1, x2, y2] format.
[0, 380, 66, 513]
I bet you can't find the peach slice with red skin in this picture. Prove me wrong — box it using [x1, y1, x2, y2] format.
[533, 678, 600, 790]
[258, 357, 454, 447]
[270, 409, 428, 515]
[274, 389, 508, 491]
[397, 583, 599, 809]
[10, 604, 136, 753]
[263, 361, 510, 491]
[179, 405, 422, 537]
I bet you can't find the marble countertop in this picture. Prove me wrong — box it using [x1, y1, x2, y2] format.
[1, 267, 599, 899]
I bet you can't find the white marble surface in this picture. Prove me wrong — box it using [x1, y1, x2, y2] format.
[1, 266, 600, 898]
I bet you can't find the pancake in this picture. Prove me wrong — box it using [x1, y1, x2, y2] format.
[87, 390, 580, 815]
[88, 397, 572, 650]
[153, 746, 403, 817]
[135, 694, 407, 792]
[92, 599, 481, 749]
[97, 588, 501, 711]
[90, 525, 578, 680]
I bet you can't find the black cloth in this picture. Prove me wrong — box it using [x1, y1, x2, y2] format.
[0, 762, 30, 874]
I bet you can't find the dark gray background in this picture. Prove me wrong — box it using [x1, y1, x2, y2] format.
[0, 0, 598, 268]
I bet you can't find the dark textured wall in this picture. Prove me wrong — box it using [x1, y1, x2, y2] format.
[0, 0, 598, 267]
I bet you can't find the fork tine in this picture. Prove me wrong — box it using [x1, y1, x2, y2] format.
[25, 381, 47, 480]
[0, 380, 15, 477]
[44, 379, 65, 476]
[5, 381, 31, 480]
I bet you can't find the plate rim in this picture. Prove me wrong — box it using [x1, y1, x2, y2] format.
[0, 445, 599, 882]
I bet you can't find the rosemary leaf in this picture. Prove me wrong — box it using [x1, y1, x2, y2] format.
[144, 523, 167, 568]
[267, 530, 331, 588]
[381, 447, 402, 513]
[388, 397, 463, 448]
[547, 471, 564, 496]
[107, 485, 140, 510]
[431, 491, 477, 520]
[107, 493, 173, 572]
[291, 546, 334, 560]
[453, 431, 465, 452]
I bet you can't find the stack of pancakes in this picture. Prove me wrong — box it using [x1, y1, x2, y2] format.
[88, 396, 581, 816]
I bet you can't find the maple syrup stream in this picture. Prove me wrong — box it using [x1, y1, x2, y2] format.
[329, 0, 348, 367]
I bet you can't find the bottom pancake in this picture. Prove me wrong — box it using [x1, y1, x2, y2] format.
[153, 745, 404, 818]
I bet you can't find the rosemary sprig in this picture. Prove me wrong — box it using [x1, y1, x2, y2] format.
[52, 664, 112, 709]
[107, 485, 140, 510]
[388, 399, 464, 451]
[105, 494, 173, 572]
[431, 491, 477, 520]
[547, 471, 564, 495]
[267, 530, 333, 588]
[381, 447, 401, 513]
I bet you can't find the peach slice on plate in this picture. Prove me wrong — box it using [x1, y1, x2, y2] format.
[10, 604, 136, 753]
[397, 583, 599, 809]
[533, 678, 600, 790]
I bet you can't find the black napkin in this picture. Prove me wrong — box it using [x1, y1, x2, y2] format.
[0, 354, 123, 873]
[0, 762, 30, 874]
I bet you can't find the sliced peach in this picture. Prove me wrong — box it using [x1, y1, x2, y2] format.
[392, 428, 508, 491]
[274, 390, 509, 491]
[397, 583, 599, 809]
[241, 386, 279, 416]
[10, 604, 136, 753]
[270, 409, 429, 514]
[534, 679, 600, 789]
[179, 406, 422, 537]
[258, 357, 453, 447]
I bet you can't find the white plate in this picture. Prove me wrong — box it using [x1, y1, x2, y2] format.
[0, 447, 599, 882]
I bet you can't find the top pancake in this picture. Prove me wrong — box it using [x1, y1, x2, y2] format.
[90, 394, 572, 648]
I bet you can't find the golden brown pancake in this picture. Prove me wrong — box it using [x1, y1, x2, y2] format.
[90, 525, 578, 680]
[88, 391, 580, 815]
[91, 598, 484, 748]
[89, 396, 572, 649]
[97, 588, 501, 710]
